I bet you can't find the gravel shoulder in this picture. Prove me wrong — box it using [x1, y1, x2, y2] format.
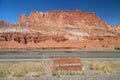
[1, 74, 120, 80]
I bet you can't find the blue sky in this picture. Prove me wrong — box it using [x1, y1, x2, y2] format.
[0, 0, 120, 26]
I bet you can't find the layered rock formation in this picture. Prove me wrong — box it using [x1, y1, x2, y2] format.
[18, 10, 115, 36]
[0, 20, 9, 28]
[0, 10, 120, 50]
[19, 10, 111, 27]
[0, 32, 68, 44]
[115, 22, 120, 34]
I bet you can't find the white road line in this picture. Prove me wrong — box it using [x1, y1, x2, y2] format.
[0, 58, 120, 62]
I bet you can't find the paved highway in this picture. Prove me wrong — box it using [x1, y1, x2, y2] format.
[0, 50, 120, 61]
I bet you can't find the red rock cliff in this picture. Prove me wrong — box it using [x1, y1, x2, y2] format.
[0, 20, 9, 28]
[18, 10, 115, 36]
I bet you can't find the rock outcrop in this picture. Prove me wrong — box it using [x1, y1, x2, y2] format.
[19, 10, 110, 27]
[18, 10, 115, 36]
[0, 32, 68, 44]
[115, 22, 120, 34]
[0, 10, 120, 50]
[0, 20, 9, 28]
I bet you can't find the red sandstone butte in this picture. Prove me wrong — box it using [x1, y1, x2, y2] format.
[0, 10, 120, 50]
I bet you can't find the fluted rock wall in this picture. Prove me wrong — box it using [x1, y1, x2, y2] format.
[0, 33, 68, 44]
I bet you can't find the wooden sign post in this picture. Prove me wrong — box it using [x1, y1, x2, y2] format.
[53, 58, 82, 71]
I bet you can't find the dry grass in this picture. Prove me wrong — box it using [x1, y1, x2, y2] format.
[0, 62, 46, 78]
[52, 70, 86, 76]
[52, 60, 120, 76]
[0, 60, 120, 78]
[89, 63, 112, 74]
[82, 60, 120, 74]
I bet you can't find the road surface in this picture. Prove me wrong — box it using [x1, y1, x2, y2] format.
[0, 50, 120, 61]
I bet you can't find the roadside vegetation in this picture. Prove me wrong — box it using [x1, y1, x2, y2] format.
[52, 70, 86, 76]
[0, 62, 46, 78]
[114, 46, 120, 50]
[79, 45, 87, 50]
[0, 60, 120, 78]
[102, 45, 109, 48]
[82, 60, 120, 74]
[52, 60, 120, 76]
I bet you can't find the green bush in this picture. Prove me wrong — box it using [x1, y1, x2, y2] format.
[102, 45, 109, 48]
[114, 46, 120, 50]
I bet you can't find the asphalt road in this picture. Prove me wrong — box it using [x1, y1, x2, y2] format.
[0, 50, 120, 61]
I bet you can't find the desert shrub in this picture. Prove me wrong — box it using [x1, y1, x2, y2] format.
[114, 46, 120, 50]
[84, 46, 87, 48]
[102, 45, 109, 48]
